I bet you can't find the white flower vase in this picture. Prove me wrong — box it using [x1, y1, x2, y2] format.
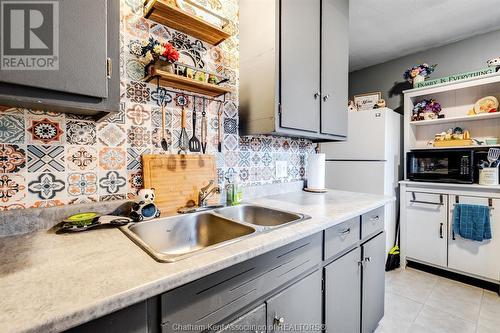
[413, 75, 425, 87]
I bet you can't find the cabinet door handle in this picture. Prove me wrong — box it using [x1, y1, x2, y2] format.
[439, 223, 443, 239]
[364, 257, 372, 263]
[339, 228, 351, 235]
[314, 92, 321, 99]
[370, 215, 380, 222]
[323, 94, 330, 102]
[452, 230, 456, 240]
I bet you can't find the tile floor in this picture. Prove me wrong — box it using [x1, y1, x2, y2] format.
[376, 268, 500, 333]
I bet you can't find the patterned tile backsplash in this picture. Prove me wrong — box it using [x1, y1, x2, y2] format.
[0, 0, 315, 211]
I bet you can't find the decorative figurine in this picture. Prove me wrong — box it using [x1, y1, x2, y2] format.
[130, 188, 161, 222]
[487, 57, 500, 67]
[373, 99, 386, 109]
[348, 100, 357, 112]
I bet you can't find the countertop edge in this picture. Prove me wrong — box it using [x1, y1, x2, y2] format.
[9, 196, 393, 333]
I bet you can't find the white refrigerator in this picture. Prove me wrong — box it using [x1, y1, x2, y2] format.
[320, 108, 402, 254]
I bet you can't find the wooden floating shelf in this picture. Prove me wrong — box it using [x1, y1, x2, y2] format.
[144, 68, 231, 97]
[144, 0, 231, 46]
[410, 112, 500, 126]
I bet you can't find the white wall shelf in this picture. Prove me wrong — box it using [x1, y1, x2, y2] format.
[410, 112, 500, 126]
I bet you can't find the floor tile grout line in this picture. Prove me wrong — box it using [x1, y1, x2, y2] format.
[475, 289, 485, 333]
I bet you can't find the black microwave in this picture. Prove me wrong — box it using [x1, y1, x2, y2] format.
[407, 149, 475, 184]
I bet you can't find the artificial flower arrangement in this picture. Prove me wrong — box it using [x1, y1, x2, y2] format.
[403, 63, 437, 84]
[412, 99, 442, 121]
[140, 37, 179, 70]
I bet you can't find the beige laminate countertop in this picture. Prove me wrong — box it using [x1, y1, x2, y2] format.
[0, 190, 393, 333]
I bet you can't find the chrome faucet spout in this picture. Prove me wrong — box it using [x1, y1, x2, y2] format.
[198, 180, 221, 207]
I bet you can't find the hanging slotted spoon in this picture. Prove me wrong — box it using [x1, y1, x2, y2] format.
[487, 148, 500, 167]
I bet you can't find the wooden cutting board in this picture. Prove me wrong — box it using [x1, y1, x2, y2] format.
[142, 154, 219, 214]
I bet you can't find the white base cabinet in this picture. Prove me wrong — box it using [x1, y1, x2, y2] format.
[402, 185, 500, 284]
[405, 192, 448, 267]
[448, 195, 500, 281]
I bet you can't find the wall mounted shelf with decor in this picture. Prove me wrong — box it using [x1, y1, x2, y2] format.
[144, 67, 231, 97]
[410, 111, 500, 126]
[143, 0, 231, 46]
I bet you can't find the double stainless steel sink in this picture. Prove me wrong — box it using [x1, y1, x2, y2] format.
[120, 204, 310, 262]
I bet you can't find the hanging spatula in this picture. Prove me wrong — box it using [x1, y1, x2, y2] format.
[188, 96, 201, 152]
[487, 148, 500, 167]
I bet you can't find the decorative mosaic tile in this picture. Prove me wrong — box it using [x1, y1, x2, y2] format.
[67, 146, 98, 171]
[224, 151, 238, 168]
[99, 147, 127, 170]
[249, 137, 261, 152]
[151, 87, 172, 107]
[127, 147, 150, 170]
[126, 103, 151, 126]
[97, 123, 126, 147]
[127, 126, 151, 147]
[0, 144, 26, 173]
[0, 203, 26, 211]
[67, 196, 98, 205]
[100, 194, 127, 201]
[29, 199, 66, 209]
[125, 59, 145, 81]
[126, 81, 150, 103]
[223, 118, 237, 134]
[0, 174, 26, 203]
[67, 173, 98, 197]
[99, 170, 127, 194]
[106, 102, 126, 124]
[151, 106, 171, 128]
[26, 117, 64, 145]
[27, 172, 65, 200]
[223, 134, 238, 151]
[27, 145, 64, 173]
[124, 15, 150, 39]
[66, 120, 97, 145]
[128, 170, 143, 192]
[151, 128, 172, 149]
[0, 114, 24, 144]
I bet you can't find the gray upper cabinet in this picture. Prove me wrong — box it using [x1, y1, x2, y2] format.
[280, 0, 320, 133]
[321, 0, 349, 137]
[239, 0, 349, 141]
[0, 0, 119, 120]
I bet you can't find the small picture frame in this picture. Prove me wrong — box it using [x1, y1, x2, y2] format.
[353, 92, 382, 111]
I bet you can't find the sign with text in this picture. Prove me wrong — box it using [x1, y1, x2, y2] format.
[1, 0, 59, 70]
[414, 67, 500, 88]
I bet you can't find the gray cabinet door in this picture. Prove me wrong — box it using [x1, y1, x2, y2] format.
[0, 0, 109, 98]
[324, 247, 361, 333]
[216, 304, 266, 333]
[361, 233, 385, 333]
[266, 270, 322, 333]
[280, 0, 320, 133]
[321, 0, 349, 137]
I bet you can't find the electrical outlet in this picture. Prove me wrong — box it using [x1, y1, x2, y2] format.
[275, 160, 288, 179]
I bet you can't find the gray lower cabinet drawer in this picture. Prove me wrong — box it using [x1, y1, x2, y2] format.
[361, 207, 384, 239]
[324, 217, 360, 260]
[160, 233, 322, 333]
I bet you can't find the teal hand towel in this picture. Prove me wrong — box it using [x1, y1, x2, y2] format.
[453, 204, 492, 241]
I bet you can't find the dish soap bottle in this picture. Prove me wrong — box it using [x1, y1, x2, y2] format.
[225, 175, 243, 206]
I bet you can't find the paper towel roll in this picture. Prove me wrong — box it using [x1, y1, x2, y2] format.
[306, 153, 326, 190]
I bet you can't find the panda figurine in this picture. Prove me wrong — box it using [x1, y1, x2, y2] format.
[130, 188, 161, 222]
[487, 57, 500, 71]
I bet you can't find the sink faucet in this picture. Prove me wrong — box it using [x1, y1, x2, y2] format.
[198, 180, 221, 207]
